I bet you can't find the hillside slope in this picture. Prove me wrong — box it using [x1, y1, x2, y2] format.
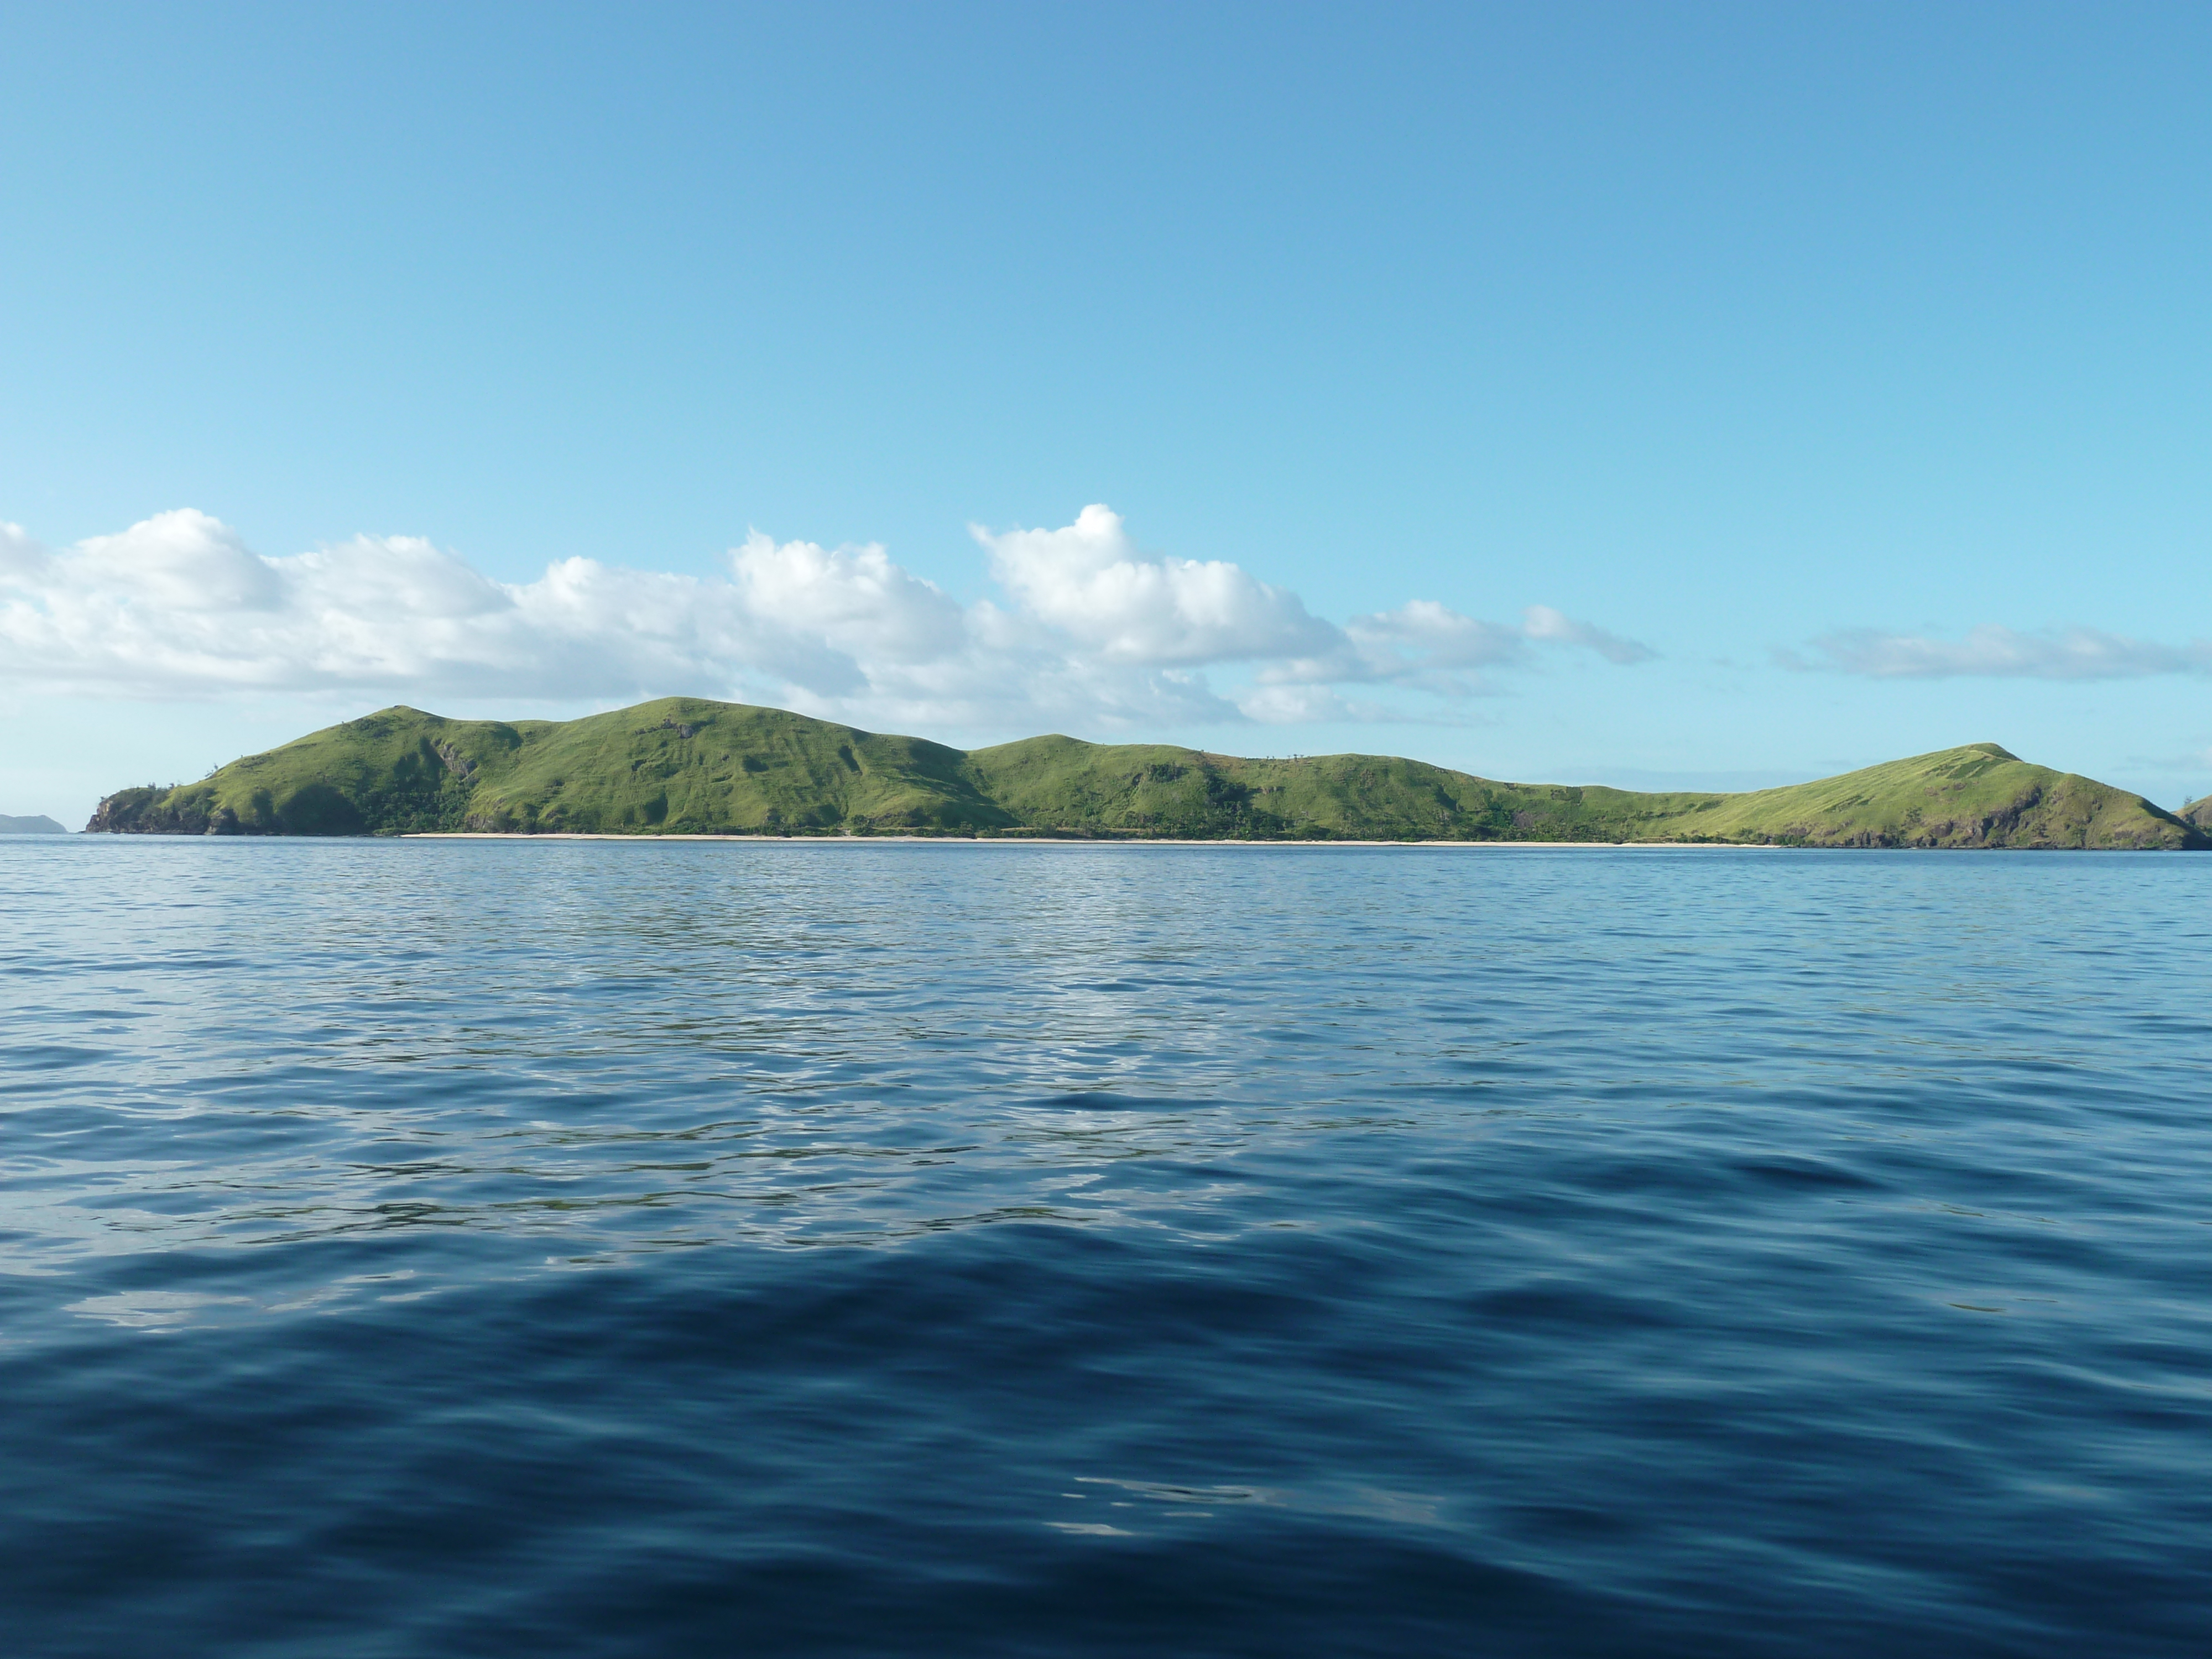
[1661, 744, 2188, 848]
[86, 700, 1010, 837]
[86, 701, 2205, 848]
[964, 737, 2195, 847]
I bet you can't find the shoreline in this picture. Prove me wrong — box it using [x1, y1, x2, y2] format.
[396, 831, 1788, 849]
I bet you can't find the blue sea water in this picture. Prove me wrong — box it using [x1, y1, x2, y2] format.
[2, 837, 2209, 1657]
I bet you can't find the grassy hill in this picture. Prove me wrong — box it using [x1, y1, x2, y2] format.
[85, 699, 2206, 849]
[86, 701, 1010, 838]
[964, 736, 2196, 847]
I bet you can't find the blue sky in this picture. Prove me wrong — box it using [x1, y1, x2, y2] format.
[4, 1, 2209, 822]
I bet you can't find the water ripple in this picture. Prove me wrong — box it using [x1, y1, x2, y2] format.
[2, 838, 2209, 1656]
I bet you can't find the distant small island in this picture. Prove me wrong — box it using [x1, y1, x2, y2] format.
[82, 698, 2206, 849]
[0, 814, 66, 835]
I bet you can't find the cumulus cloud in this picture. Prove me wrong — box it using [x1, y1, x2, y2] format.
[973, 504, 1339, 665]
[0, 505, 1648, 731]
[1789, 625, 2212, 681]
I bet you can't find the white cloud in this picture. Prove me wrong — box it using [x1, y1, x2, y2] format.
[1328, 599, 1536, 693]
[973, 504, 1339, 665]
[0, 521, 44, 581]
[1254, 598, 1647, 697]
[1522, 604, 1656, 665]
[1791, 625, 2212, 681]
[1234, 684, 1421, 725]
[730, 531, 967, 666]
[1359, 599, 1531, 669]
[0, 505, 1648, 733]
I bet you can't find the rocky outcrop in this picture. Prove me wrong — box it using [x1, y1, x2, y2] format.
[87, 787, 212, 834]
[86, 783, 353, 836]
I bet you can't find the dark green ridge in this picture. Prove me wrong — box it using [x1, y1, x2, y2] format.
[84, 698, 2208, 849]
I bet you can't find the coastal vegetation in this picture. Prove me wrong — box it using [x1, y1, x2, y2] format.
[86, 698, 2206, 849]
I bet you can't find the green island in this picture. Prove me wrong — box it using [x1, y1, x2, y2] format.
[84, 697, 2207, 848]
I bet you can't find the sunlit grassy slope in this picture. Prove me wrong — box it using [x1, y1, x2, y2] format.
[87, 701, 1008, 837]
[87, 700, 2205, 848]
[963, 737, 2197, 846]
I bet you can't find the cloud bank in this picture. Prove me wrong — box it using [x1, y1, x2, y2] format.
[0, 505, 1650, 731]
[1789, 625, 2212, 681]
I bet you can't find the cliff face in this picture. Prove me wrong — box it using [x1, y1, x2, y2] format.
[87, 787, 225, 834]
[86, 782, 364, 836]
[84, 703, 2211, 849]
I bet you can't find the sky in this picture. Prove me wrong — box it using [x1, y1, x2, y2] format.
[4, 1, 2210, 825]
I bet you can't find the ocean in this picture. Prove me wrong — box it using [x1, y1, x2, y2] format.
[3, 837, 2208, 1656]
